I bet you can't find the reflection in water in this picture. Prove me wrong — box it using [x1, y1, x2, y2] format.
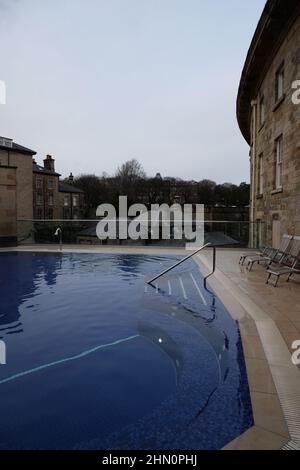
[114, 254, 144, 274]
[0, 251, 253, 450]
[0, 252, 174, 336]
[0, 252, 61, 335]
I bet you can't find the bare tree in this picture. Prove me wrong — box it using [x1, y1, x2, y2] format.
[115, 159, 146, 184]
[114, 159, 146, 205]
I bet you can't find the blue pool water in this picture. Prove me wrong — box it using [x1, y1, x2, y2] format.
[0, 252, 253, 449]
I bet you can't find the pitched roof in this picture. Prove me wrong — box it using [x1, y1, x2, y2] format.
[0, 138, 36, 156]
[59, 181, 84, 193]
[33, 163, 61, 177]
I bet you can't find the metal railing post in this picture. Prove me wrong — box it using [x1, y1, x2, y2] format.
[203, 246, 216, 289]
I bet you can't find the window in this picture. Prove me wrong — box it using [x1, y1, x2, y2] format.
[63, 207, 70, 219]
[258, 153, 264, 195]
[36, 178, 42, 189]
[275, 136, 283, 189]
[259, 96, 265, 126]
[48, 179, 54, 189]
[36, 193, 43, 206]
[72, 195, 79, 207]
[48, 193, 54, 206]
[275, 63, 284, 102]
[64, 194, 69, 206]
[36, 208, 43, 220]
[0, 137, 13, 148]
[47, 208, 53, 220]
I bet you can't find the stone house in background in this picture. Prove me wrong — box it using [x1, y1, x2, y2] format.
[0, 136, 36, 246]
[33, 156, 84, 220]
[0, 136, 85, 246]
[0, 136, 35, 221]
[33, 155, 61, 220]
[58, 174, 84, 220]
[237, 0, 300, 247]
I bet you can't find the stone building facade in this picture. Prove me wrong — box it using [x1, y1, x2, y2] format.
[237, 0, 300, 247]
[58, 174, 84, 220]
[0, 137, 35, 221]
[0, 136, 85, 246]
[0, 137, 36, 245]
[33, 158, 84, 220]
[33, 155, 61, 220]
[0, 165, 17, 246]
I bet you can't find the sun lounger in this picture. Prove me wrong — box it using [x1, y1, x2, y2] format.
[247, 234, 293, 271]
[266, 257, 300, 286]
[287, 263, 300, 283]
[265, 236, 300, 286]
[239, 246, 273, 266]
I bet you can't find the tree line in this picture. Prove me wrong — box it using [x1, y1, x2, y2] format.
[68, 159, 250, 218]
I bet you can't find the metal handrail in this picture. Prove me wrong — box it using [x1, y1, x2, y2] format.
[54, 227, 62, 251]
[146, 243, 211, 285]
[203, 246, 216, 289]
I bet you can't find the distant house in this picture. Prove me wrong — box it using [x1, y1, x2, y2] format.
[33, 157, 84, 220]
[0, 136, 85, 246]
[59, 174, 84, 220]
[33, 155, 61, 220]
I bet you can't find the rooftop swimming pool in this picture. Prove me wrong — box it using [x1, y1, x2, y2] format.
[0, 252, 253, 449]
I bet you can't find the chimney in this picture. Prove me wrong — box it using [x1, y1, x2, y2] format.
[68, 172, 74, 184]
[32, 157, 36, 164]
[43, 154, 55, 172]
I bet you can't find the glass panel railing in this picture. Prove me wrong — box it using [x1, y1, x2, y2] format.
[16, 220, 266, 249]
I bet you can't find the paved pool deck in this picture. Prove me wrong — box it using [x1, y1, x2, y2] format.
[197, 249, 300, 450]
[1, 244, 300, 450]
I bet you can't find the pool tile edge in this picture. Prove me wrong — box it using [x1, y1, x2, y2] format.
[195, 253, 298, 451]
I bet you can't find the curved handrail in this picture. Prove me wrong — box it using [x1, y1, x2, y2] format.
[54, 227, 62, 251]
[203, 246, 216, 289]
[146, 243, 211, 285]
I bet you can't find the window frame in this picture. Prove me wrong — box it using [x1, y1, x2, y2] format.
[275, 135, 283, 189]
[48, 193, 54, 206]
[36, 178, 42, 189]
[64, 194, 69, 206]
[259, 95, 265, 127]
[258, 153, 264, 195]
[48, 179, 54, 190]
[63, 207, 70, 219]
[36, 208, 43, 220]
[72, 194, 79, 207]
[36, 193, 43, 206]
[47, 208, 54, 220]
[275, 63, 285, 103]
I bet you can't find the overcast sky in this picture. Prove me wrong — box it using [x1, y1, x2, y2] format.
[0, 0, 265, 182]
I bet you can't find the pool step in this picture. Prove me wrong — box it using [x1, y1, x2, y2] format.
[142, 284, 228, 382]
[144, 271, 210, 306]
